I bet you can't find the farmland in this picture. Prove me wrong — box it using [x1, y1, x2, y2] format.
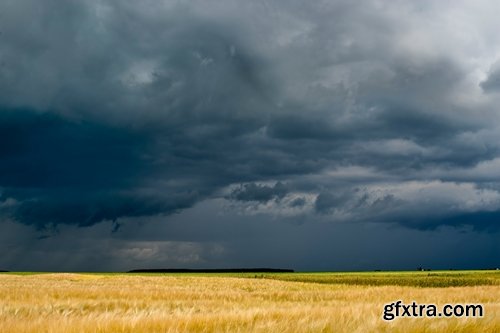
[0, 271, 499, 332]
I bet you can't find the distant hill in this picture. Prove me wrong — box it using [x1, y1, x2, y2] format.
[127, 268, 294, 273]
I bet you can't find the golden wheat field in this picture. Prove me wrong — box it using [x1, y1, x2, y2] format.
[0, 272, 499, 333]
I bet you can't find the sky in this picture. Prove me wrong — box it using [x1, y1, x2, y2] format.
[0, 0, 499, 271]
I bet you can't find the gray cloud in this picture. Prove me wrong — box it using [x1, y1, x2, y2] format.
[1, 0, 500, 269]
[311, 181, 500, 231]
[229, 182, 288, 203]
[481, 60, 500, 93]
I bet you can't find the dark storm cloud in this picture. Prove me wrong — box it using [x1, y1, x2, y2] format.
[0, 108, 204, 227]
[1, 0, 500, 236]
[2, 201, 498, 272]
[0, 108, 147, 189]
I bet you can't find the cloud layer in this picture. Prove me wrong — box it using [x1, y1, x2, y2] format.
[1, 0, 500, 266]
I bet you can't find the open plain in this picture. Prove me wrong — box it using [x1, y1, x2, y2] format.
[0, 271, 499, 332]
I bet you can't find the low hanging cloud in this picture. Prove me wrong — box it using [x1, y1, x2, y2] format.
[228, 182, 289, 203]
[313, 181, 500, 230]
[0, 0, 500, 233]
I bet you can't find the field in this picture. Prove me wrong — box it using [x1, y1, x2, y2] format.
[0, 271, 499, 332]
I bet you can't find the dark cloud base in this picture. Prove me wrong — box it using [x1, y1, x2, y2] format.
[0, 107, 197, 228]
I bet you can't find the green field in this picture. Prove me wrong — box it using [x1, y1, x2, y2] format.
[4, 269, 500, 287]
[245, 270, 500, 287]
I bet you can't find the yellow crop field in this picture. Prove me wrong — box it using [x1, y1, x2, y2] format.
[0, 272, 499, 332]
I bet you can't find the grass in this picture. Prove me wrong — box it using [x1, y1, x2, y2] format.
[251, 270, 500, 288]
[0, 271, 498, 332]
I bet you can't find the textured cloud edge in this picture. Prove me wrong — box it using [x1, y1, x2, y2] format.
[1, 0, 500, 232]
